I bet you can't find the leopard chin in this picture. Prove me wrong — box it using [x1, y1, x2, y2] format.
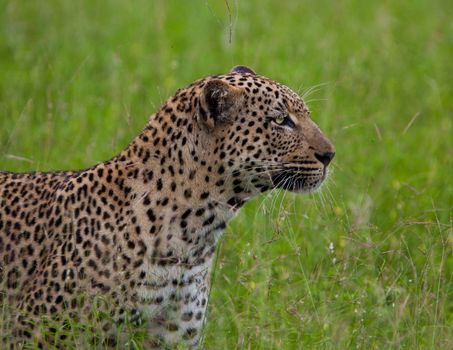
[271, 170, 325, 193]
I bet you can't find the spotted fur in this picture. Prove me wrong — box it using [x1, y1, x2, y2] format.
[0, 66, 335, 348]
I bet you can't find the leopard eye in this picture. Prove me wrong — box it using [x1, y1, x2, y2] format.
[272, 114, 295, 128]
[274, 115, 286, 124]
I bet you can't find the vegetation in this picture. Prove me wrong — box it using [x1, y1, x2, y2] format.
[0, 0, 452, 348]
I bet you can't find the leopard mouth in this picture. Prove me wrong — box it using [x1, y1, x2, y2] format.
[271, 169, 325, 193]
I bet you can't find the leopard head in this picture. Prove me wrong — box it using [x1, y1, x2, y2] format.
[195, 65, 335, 196]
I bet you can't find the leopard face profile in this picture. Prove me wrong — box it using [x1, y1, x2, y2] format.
[0, 65, 334, 348]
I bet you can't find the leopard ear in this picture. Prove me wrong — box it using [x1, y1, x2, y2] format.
[230, 65, 256, 75]
[197, 79, 240, 130]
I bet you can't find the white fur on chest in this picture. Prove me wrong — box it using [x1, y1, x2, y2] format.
[131, 200, 236, 320]
[136, 257, 213, 318]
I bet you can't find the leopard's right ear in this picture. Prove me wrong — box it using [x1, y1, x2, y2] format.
[230, 65, 256, 75]
[197, 79, 241, 130]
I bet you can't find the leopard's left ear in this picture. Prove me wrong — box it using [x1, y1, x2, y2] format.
[230, 65, 256, 75]
[197, 79, 241, 130]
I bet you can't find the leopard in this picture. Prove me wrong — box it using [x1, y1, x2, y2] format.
[0, 65, 335, 348]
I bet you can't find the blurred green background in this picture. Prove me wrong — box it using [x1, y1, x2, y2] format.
[0, 0, 452, 348]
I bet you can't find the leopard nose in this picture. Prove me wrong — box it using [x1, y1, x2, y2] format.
[315, 152, 335, 167]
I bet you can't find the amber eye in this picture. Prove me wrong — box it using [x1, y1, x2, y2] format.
[272, 114, 295, 128]
[274, 115, 286, 124]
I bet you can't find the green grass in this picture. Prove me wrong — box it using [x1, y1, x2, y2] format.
[1, 0, 452, 348]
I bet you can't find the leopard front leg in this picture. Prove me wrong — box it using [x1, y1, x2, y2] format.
[176, 269, 210, 349]
[145, 262, 212, 349]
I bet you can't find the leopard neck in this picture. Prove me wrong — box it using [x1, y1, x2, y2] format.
[106, 107, 255, 263]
